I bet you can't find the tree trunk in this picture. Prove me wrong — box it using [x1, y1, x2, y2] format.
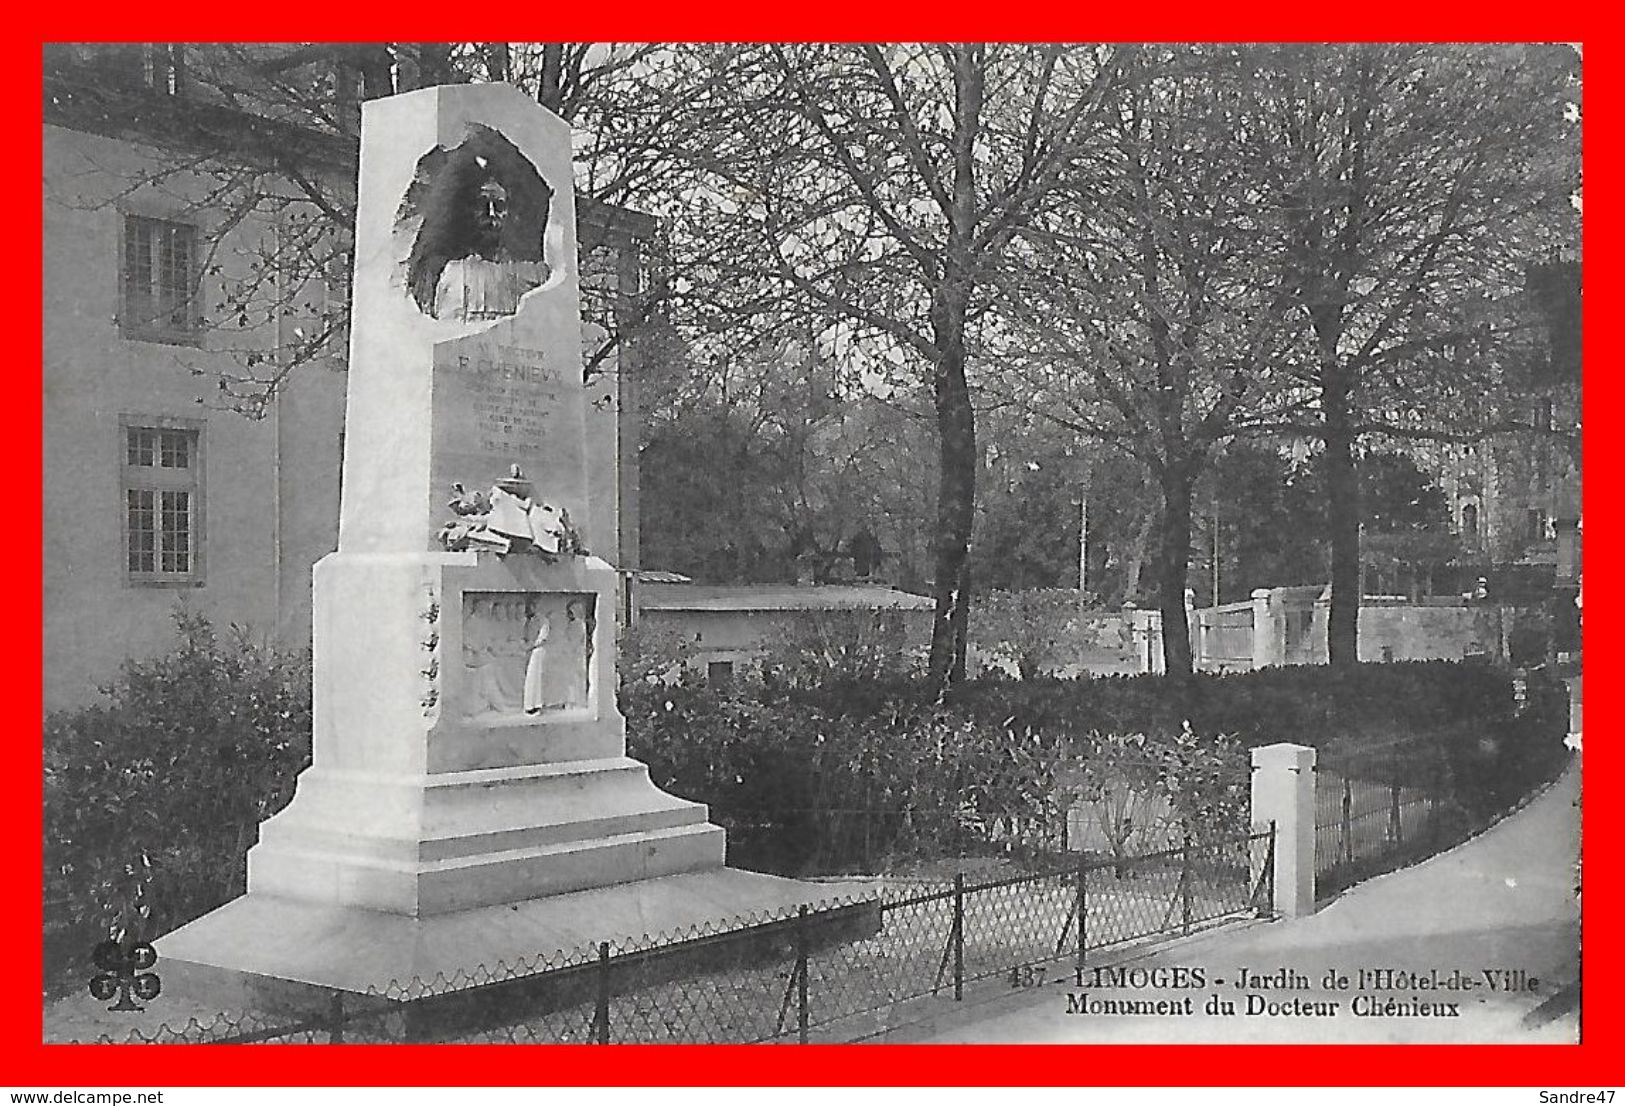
[1317, 322, 1361, 668]
[927, 327, 976, 693]
[486, 42, 511, 83]
[1119, 501, 1157, 606]
[1156, 461, 1196, 677]
[925, 44, 984, 696]
[416, 43, 452, 88]
[353, 45, 395, 101]
[538, 44, 566, 112]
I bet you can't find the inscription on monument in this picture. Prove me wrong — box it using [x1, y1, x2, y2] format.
[443, 344, 562, 455]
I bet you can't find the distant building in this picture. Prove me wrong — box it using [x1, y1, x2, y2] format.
[1341, 265, 1582, 608]
[1434, 261, 1582, 598]
[633, 582, 934, 688]
[42, 44, 654, 710]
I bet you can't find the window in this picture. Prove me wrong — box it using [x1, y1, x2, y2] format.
[122, 422, 203, 586]
[707, 660, 735, 693]
[122, 215, 200, 343]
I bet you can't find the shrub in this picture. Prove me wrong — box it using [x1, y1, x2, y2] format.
[1064, 724, 1251, 862]
[935, 660, 1525, 749]
[616, 619, 703, 690]
[970, 589, 1092, 679]
[755, 607, 927, 693]
[623, 677, 1086, 874]
[624, 656, 1566, 877]
[44, 608, 311, 990]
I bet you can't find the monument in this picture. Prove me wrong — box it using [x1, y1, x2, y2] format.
[156, 84, 846, 1005]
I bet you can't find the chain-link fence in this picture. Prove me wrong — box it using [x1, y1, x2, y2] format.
[91, 827, 1272, 1045]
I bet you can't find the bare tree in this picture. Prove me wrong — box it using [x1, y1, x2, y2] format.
[663, 43, 1129, 690]
[997, 45, 1299, 675]
[1243, 43, 1581, 666]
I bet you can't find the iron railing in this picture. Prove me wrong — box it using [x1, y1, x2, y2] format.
[1314, 740, 1449, 896]
[88, 827, 1273, 1045]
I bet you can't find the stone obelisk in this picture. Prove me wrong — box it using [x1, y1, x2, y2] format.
[157, 84, 834, 1004]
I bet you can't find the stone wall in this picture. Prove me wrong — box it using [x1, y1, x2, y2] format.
[1189, 583, 1522, 672]
[1352, 602, 1504, 663]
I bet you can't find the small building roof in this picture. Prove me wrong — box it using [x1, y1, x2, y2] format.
[631, 569, 694, 584]
[638, 583, 934, 613]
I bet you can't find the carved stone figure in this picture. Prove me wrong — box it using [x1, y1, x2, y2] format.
[462, 597, 505, 716]
[462, 595, 534, 717]
[523, 607, 551, 715]
[559, 599, 591, 709]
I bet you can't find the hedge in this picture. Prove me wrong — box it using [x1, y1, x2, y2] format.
[624, 659, 1569, 875]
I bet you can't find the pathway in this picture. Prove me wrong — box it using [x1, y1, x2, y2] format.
[903, 761, 1582, 1044]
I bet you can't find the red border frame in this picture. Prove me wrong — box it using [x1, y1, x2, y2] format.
[12, 13, 1611, 1087]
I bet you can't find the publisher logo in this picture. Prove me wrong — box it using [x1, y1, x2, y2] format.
[89, 939, 161, 1011]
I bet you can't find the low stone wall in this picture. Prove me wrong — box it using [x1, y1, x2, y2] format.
[1354, 602, 1502, 662]
[1192, 584, 1533, 671]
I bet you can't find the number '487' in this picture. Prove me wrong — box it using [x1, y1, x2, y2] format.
[1009, 965, 1047, 988]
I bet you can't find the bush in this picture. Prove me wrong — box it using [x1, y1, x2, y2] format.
[970, 589, 1092, 679]
[623, 678, 1086, 874]
[624, 657, 1567, 877]
[44, 608, 311, 991]
[936, 660, 1526, 749]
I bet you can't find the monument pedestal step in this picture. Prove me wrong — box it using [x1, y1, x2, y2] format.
[249, 821, 727, 915]
[246, 753, 732, 914]
[154, 868, 874, 1026]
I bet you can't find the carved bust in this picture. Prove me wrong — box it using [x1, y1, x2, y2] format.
[399, 126, 557, 323]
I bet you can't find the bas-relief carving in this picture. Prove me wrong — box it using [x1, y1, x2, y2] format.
[396, 123, 566, 324]
[461, 591, 593, 720]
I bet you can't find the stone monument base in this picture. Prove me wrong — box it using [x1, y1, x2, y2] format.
[156, 868, 873, 1021]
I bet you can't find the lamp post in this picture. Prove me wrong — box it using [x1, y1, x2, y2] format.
[1078, 495, 1088, 595]
[1076, 451, 1094, 603]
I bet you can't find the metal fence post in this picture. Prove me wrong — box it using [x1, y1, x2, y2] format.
[1264, 821, 1278, 918]
[1180, 831, 1193, 935]
[1261, 818, 1274, 915]
[796, 904, 809, 1044]
[1340, 776, 1354, 867]
[594, 941, 610, 1044]
[327, 990, 344, 1044]
[952, 873, 964, 1002]
[1389, 773, 1403, 847]
[1074, 856, 1087, 974]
